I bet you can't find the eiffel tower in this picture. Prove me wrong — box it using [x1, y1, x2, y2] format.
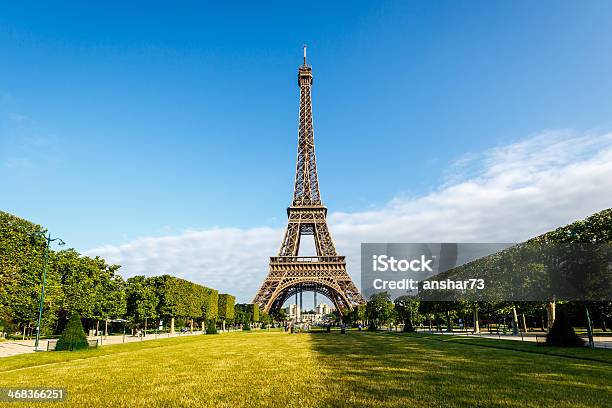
[253, 47, 365, 314]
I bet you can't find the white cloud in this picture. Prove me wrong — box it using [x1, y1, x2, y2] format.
[84, 130, 612, 302]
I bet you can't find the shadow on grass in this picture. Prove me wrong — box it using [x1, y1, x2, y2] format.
[410, 333, 612, 365]
[308, 331, 612, 408]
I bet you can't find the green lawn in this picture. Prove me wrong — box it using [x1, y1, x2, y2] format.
[1, 331, 611, 407]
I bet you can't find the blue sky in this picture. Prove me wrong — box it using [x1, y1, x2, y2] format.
[3, 2, 612, 303]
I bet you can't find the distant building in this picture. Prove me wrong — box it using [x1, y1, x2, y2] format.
[288, 303, 301, 320]
[300, 312, 319, 324]
[317, 303, 331, 316]
[286, 302, 332, 323]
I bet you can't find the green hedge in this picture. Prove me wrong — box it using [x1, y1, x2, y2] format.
[218, 294, 235, 321]
[152, 275, 220, 323]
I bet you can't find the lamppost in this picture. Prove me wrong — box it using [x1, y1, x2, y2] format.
[8, 221, 65, 350]
[34, 231, 65, 351]
[19, 227, 65, 351]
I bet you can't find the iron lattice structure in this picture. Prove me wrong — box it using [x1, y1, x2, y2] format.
[253, 49, 365, 314]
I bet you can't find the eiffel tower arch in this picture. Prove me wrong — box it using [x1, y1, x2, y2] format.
[253, 48, 365, 315]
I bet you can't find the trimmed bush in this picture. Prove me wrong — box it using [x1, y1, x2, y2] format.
[546, 310, 585, 347]
[251, 304, 260, 323]
[218, 294, 235, 321]
[56, 312, 88, 351]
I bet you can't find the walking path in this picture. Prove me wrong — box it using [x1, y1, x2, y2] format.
[422, 329, 612, 349]
[3, 328, 610, 358]
[0, 330, 235, 358]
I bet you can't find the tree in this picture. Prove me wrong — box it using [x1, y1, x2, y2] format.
[343, 304, 366, 326]
[260, 312, 272, 328]
[93, 270, 126, 335]
[126, 276, 158, 332]
[56, 312, 88, 351]
[251, 304, 260, 323]
[0, 211, 238, 338]
[271, 308, 287, 323]
[589, 301, 612, 331]
[234, 305, 246, 328]
[151, 276, 218, 332]
[394, 296, 420, 332]
[234, 304, 253, 329]
[56, 250, 122, 331]
[202, 288, 219, 323]
[218, 294, 235, 322]
[0, 212, 63, 337]
[366, 292, 394, 330]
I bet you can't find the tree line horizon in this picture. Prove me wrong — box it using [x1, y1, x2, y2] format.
[1, 208, 612, 338]
[0, 211, 270, 337]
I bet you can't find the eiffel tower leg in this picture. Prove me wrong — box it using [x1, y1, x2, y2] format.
[279, 221, 301, 257]
[313, 219, 337, 256]
[328, 292, 345, 315]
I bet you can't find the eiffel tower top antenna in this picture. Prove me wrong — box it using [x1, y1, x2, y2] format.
[293, 44, 319, 207]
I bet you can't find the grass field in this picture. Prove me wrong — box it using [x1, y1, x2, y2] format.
[1, 331, 611, 407]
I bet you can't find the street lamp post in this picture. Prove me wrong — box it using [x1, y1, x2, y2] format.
[8, 222, 65, 351]
[26, 230, 64, 351]
[34, 231, 65, 351]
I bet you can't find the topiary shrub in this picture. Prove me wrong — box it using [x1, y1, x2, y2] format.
[56, 312, 88, 351]
[546, 309, 585, 347]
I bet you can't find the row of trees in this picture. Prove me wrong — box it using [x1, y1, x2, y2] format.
[0, 211, 237, 337]
[125, 275, 229, 333]
[233, 303, 275, 329]
[3, 206, 610, 337]
[349, 209, 612, 333]
[347, 293, 612, 335]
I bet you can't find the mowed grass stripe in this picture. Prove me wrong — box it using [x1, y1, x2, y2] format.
[310, 332, 612, 408]
[0, 332, 324, 408]
[1, 331, 611, 407]
[392, 332, 612, 365]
